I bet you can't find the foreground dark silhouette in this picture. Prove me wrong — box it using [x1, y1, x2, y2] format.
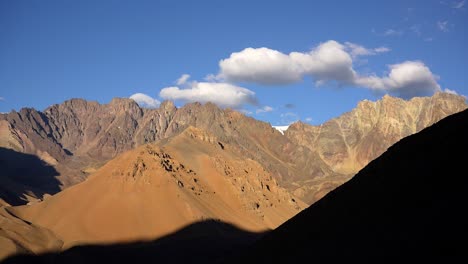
[0, 148, 61, 205]
[2, 220, 266, 264]
[236, 109, 468, 262]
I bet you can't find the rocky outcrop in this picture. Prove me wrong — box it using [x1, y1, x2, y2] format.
[240, 109, 468, 262]
[284, 92, 467, 203]
[0, 92, 466, 205]
[0, 98, 314, 205]
[8, 126, 305, 250]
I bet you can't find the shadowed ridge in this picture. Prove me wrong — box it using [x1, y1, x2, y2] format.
[2, 220, 267, 264]
[0, 148, 61, 205]
[236, 109, 468, 261]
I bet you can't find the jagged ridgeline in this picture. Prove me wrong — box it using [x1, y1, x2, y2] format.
[0, 92, 466, 206]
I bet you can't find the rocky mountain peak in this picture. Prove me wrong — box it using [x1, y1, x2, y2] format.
[108, 98, 142, 117]
[1, 92, 466, 207]
[159, 100, 176, 111]
[284, 92, 467, 203]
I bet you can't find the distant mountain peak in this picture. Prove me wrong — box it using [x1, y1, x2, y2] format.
[1, 92, 466, 207]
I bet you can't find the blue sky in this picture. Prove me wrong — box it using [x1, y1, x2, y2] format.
[1, 0, 467, 125]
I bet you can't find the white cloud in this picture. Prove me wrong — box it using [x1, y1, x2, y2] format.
[218, 41, 392, 88]
[290, 41, 357, 85]
[383, 29, 403, 36]
[129, 93, 160, 108]
[355, 61, 441, 99]
[256, 106, 274, 114]
[345, 42, 390, 58]
[437, 21, 449, 32]
[216, 41, 441, 99]
[218, 47, 302, 85]
[345, 42, 374, 57]
[176, 74, 191, 85]
[305, 117, 313, 122]
[452, 0, 466, 9]
[218, 40, 359, 86]
[159, 81, 257, 109]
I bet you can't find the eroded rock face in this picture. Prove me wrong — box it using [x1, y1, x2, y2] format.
[284, 92, 467, 203]
[0, 92, 466, 205]
[241, 109, 468, 262]
[0, 98, 312, 205]
[8, 126, 305, 250]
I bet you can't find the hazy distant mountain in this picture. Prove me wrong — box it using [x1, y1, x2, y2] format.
[0, 92, 466, 206]
[239, 107, 468, 261]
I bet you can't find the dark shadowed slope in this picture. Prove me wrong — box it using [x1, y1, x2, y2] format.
[2, 220, 265, 264]
[0, 148, 61, 205]
[239, 109, 468, 261]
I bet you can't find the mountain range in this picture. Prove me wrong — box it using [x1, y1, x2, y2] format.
[2, 96, 467, 263]
[0, 92, 467, 261]
[239, 106, 468, 262]
[1, 92, 466, 206]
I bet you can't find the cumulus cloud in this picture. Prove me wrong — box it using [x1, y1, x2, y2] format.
[159, 75, 257, 108]
[355, 61, 441, 99]
[216, 40, 441, 99]
[129, 93, 160, 108]
[304, 117, 313, 122]
[218, 47, 302, 85]
[218, 41, 390, 87]
[291, 41, 357, 85]
[218, 40, 358, 86]
[256, 106, 274, 114]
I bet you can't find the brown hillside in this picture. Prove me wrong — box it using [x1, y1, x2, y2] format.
[9, 126, 304, 249]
